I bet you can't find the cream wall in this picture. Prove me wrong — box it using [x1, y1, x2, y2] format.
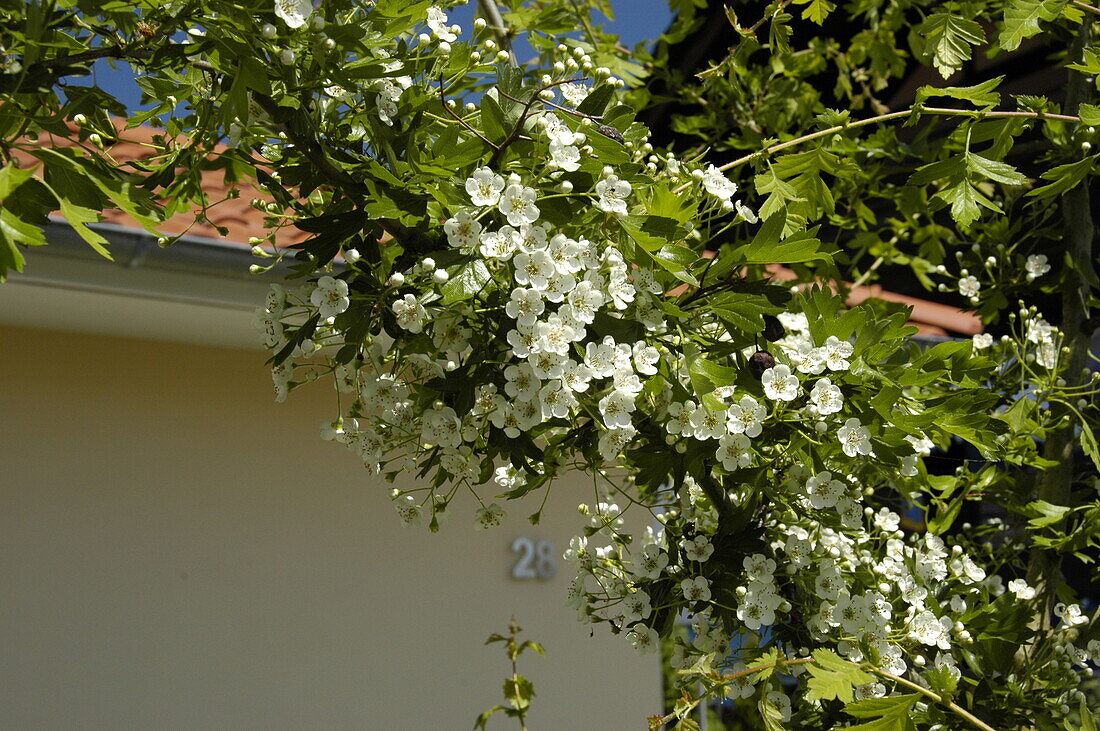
[0, 324, 660, 729]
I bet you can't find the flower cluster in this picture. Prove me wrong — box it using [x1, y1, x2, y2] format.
[249, 4, 1100, 728]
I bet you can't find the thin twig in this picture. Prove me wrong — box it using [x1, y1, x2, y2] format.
[673, 106, 1083, 192]
[476, 0, 517, 67]
[487, 77, 589, 168]
[439, 75, 499, 149]
[849, 254, 885, 290]
[496, 89, 603, 121]
[1073, 0, 1100, 16]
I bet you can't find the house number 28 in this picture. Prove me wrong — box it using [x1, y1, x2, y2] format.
[511, 537, 557, 580]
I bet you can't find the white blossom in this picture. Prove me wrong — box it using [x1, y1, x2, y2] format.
[680, 576, 712, 602]
[311, 275, 349, 319]
[474, 502, 506, 530]
[823, 336, 853, 371]
[443, 209, 482, 250]
[466, 167, 505, 207]
[958, 275, 981, 298]
[392, 293, 428, 333]
[426, 6, 458, 42]
[810, 377, 843, 415]
[275, 0, 312, 28]
[701, 164, 737, 200]
[595, 175, 631, 215]
[727, 395, 766, 437]
[499, 184, 540, 226]
[1025, 253, 1050, 282]
[761, 364, 799, 401]
[627, 625, 659, 655]
[837, 418, 873, 457]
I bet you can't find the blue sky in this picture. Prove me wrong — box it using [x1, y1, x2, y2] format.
[90, 0, 673, 111]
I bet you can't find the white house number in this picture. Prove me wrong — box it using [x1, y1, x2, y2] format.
[511, 537, 557, 580]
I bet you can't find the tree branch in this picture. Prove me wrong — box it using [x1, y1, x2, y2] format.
[476, 0, 518, 67]
[1026, 19, 1095, 628]
[673, 107, 1083, 193]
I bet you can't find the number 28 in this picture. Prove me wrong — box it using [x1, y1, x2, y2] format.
[511, 537, 557, 580]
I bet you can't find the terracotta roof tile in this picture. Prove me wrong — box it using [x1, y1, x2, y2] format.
[14, 120, 307, 248]
[18, 123, 981, 336]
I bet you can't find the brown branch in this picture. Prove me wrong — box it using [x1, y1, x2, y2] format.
[439, 75, 499, 149]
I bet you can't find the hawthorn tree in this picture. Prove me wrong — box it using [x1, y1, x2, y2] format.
[2, 0, 1099, 728]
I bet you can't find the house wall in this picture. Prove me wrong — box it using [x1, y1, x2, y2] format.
[0, 324, 660, 730]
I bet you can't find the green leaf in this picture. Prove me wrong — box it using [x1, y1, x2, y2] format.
[1023, 499, 1073, 528]
[794, 0, 835, 24]
[805, 649, 873, 703]
[1081, 698, 1098, 731]
[1068, 47, 1100, 76]
[917, 13, 985, 79]
[1028, 155, 1097, 199]
[636, 242, 698, 285]
[731, 210, 829, 265]
[708, 291, 785, 333]
[1079, 103, 1100, 126]
[846, 694, 920, 719]
[0, 206, 47, 278]
[502, 674, 535, 710]
[0, 164, 34, 200]
[645, 184, 697, 224]
[57, 200, 112, 260]
[1081, 419, 1100, 471]
[480, 92, 508, 142]
[967, 152, 1028, 185]
[441, 259, 492, 305]
[916, 77, 1003, 109]
[620, 215, 686, 252]
[32, 148, 161, 234]
[473, 704, 507, 729]
[757, 691, 788, 731]
[0, 207, 46, 248]
[576, 83, 615, 116]
[1000, 0, 1065, 51]
[935, 180, 983, 228]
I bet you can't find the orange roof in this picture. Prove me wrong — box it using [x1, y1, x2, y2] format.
[13, 120, 307, 248]
[16, 122, 980, 337]
[766, 264, 982, 337]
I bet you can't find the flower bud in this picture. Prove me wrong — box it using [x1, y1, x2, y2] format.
[278, 48, 295, 65]
[344, 248, 361, 264]
[387, 272, 405, 287]
[261, 23, 277, 38]
[418, 33, 431, 45]
[474, 17, 487, 30]
[433, 269, 449, 283]
[438, 41, 451, 55]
